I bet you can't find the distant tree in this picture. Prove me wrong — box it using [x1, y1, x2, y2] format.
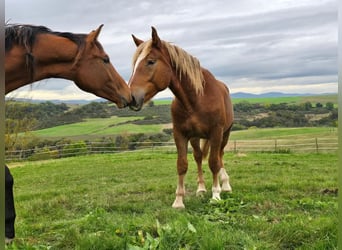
[303, 102, 312, 111]
[5, 116, 37, 152]
[316, 102, 323, 108]
[326, 102, 334, 110]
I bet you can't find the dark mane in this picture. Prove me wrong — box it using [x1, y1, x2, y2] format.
[5, 24, 86, 52]
[5, 24, 87, 80]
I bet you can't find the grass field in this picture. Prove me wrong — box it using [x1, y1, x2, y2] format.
[33, 118, 337, 145]
[33, 116, 163, 139]
[153, 94, 338, 106]
[232, 94, 337, 106]
[230, 127, 337, 140]
[6, 151, 337, 249]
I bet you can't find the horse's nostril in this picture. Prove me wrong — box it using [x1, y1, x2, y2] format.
[130, 95, 136, 105]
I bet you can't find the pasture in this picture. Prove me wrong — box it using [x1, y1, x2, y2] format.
[153, 94, 338, 106]
[32, 116, 163, 140]
[6, 151, 337, 249]
[32, 115, 336, 141]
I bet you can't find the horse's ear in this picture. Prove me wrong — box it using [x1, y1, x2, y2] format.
[151, 26, 161, 48]
[132, 34, 144, 47]
[87, 24, 104, 43]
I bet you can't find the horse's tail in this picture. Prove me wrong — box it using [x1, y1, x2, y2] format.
[201, 139, 210, 160]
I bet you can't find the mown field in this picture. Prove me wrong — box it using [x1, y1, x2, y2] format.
[31, 116, 166, 141]
[229, 127, 337, 140]
[6, 151, 337, 249]
[32, 116, 337, 142]
[154, 94, 338, 106]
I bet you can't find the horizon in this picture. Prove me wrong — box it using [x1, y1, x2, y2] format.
[6, 91, 338, 104]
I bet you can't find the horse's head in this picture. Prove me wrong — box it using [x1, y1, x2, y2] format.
[128, 27, 171, 111]
[74, 25, 132, 108]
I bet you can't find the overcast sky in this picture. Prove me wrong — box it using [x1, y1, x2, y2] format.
[5, 0, 337, 101]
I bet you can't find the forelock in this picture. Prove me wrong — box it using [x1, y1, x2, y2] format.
[132, 40, 152, 72]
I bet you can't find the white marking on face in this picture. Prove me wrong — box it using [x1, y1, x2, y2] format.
[133, 52, 147, 75]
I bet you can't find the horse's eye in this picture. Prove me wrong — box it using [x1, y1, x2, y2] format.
[103, 57, 110, 64]
[147, 59, 156, 66]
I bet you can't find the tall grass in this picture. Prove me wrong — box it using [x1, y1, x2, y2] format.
[7, 151, 337, 249]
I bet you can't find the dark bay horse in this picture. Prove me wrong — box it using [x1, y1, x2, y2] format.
[5, 24, 131, 107]
[4, 24, 132, 243]
[129, 27, 234, 208]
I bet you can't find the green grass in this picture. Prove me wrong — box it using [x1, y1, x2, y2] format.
[7, 151, 337, 249]
[152, 99, 173, 105]
[32, 114, 337, 143]
[232, 94, 337, 105]
[230, 127, 337, 140]
[232, 96, 301, 105]
[33, 116, 163, 138]
[154, 94, 338, 106]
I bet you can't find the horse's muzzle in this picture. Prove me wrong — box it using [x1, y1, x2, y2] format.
[116, 96, 131, 109]
[129, 95, 143, 111]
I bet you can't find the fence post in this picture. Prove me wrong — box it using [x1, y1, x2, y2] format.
[315, 138, 319, 153]
[275, 139, 277, 152]
[234, 140, 237, 153]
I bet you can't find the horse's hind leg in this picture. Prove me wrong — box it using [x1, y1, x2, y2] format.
[220, 167, 232, 192]
[220, 129, 232, 192]
[208, 130, 225, 200]
[190, 138, 206, 195]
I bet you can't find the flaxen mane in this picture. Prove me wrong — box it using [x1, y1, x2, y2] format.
[132, 40, 204, 95]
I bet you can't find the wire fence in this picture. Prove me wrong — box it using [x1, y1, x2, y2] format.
[5, 137, 338, 162]
[226, 137, 338, 153]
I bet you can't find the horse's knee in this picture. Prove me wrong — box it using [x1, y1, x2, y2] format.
[208, 158, 221, 174]
[177, 158, 188, 175]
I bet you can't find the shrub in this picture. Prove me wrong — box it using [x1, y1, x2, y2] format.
[62, 141, 88, 157]
[28, 146, 59, 161]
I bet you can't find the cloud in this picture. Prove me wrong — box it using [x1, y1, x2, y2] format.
[5, 0, 337, 100]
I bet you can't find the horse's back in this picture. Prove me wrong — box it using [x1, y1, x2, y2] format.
[202, 68, 234, 121]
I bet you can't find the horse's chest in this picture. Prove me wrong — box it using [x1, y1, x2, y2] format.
[173, 113, 209, 137]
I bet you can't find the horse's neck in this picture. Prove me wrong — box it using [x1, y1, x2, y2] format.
[5, 34, 78, 94]
[169, 74, 199, 113]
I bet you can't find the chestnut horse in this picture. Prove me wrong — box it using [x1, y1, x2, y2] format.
[4, 24, 131, 243]
[129, 27, 234, 208]
[5, 24, 131, 107]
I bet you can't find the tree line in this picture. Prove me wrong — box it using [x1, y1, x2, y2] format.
[232, 101, 337, 130]
[5, 99, 337, 161]
[5, 99, 338, 132]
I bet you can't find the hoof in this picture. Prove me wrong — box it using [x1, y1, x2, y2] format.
[211, 192, 221, 201]
[222, 183, 232, 192]
[172, 202, 185, 209]
[196, 188, 207, 196]
[172, 196, 185, 209]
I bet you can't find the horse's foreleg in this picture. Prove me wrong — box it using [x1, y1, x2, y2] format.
[172, 173, 186, 208]
[190, 138, 206, 195]
[212, 172, 221, 200]
[172, 133, 188, 209]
